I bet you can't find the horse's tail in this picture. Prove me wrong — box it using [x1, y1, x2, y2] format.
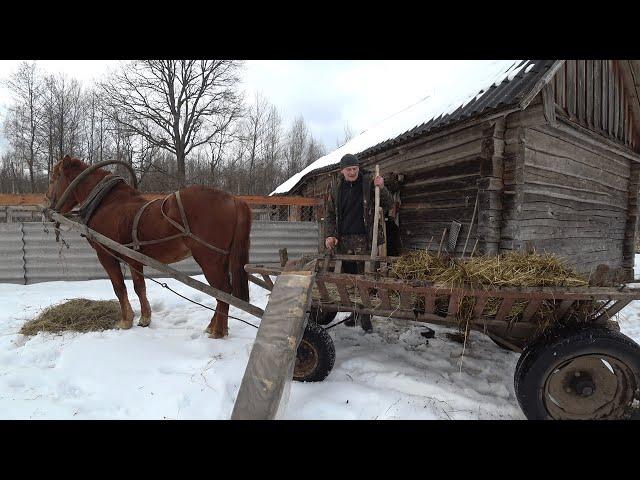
[230, 197, 252, 302]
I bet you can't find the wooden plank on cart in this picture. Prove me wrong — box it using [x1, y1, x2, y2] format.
[521, 299, 543, 323]
[379, 288, 391, 310]
[248, 274, 272, 291]
[315, 278, 331, 302]
[261, 274, 274, 290]
[400, 290, 413, 310]
[231, 267, 316, 420]
[358, 284, 372, 308]
[423, 294, 436, 314]
[554, 299, 575, 321]
[472, 296, 489, 319]
[595, 299, 633, 322]
[495, 298, 516, 322]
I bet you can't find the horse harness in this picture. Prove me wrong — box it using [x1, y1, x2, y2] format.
[126, 191, 229, 256]
[67, 175, 229, 256]
[72, 174, 126, 225]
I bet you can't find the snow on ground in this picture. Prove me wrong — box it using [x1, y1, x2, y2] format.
[2, 258, 640, 420]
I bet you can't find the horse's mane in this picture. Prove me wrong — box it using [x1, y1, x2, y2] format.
[53, 157, 84, 175]
[55, 157, 111, 179]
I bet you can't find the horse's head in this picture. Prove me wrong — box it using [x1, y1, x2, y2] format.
[46, 155, 86, 213]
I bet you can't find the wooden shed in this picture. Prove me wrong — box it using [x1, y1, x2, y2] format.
[273, 60, 640, 280]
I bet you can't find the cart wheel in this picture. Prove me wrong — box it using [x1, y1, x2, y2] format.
[293, 322, 335, 383]
[514, 326, 640, 420]
[308, 305, 337, 325]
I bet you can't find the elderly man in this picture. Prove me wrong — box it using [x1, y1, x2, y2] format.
[324, 153, 393, 331]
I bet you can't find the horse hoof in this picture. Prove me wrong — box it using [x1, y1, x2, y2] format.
[208, 331, 226, 339]
[138, 317, 151, 327]
[204, 326, 213, 335]
[115, 321, 133, 330]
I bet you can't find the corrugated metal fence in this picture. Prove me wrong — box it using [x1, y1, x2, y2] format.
[0, 221, 319, 285]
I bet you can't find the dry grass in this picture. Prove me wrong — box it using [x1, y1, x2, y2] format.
[390, 250, 589, 288]
[312, 250, 602, 338]
[21, 298, 120, 336]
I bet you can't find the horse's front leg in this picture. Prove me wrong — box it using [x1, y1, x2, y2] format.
[96, 249, 134, 329]
[129, 262, 152, 327]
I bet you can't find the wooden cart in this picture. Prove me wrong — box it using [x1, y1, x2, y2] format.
[246, 254, 640, 420]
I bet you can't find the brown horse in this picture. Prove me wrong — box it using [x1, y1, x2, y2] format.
[45, 155, 252, 339]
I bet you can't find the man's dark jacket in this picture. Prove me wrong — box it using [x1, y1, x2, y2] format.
[325, 170, 394, 245]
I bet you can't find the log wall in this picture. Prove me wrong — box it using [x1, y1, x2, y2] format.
[502, 97, 638, 276]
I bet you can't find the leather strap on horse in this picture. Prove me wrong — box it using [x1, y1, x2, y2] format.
[130, 198, 161, 250]
[72, 174, 125, 225]
[124, 190, 229, 256]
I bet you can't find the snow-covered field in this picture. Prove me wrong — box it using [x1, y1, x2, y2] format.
[2, 259, 640, 420]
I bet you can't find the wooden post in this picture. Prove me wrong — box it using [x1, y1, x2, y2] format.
[622, 162, 640, 281]
[426, 236, 434, 252]
[437, 228, 447, 256]
[279, 248, 289, 267]
[366, 165, 381, 273]
[461, 193, 478, 258]
[477, 119, 505, 256]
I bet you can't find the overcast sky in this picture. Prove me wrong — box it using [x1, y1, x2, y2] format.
[0, 60, 488, 154]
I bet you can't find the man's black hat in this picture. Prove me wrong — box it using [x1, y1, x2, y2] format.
[339, 153, 359, 168]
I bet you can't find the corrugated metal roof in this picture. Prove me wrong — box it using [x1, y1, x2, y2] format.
[273, 60, 558, 195]
[358, 60, 555, 157]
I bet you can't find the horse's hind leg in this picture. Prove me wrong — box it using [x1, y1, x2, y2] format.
[191, 247, 231, 339]
[96, 249, 134, 329]
[129, 262, 152, 327]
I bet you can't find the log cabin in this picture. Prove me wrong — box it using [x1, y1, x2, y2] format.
[272, 60, 640, 280]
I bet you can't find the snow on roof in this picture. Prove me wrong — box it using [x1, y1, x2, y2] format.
[272, 60, 541, 195]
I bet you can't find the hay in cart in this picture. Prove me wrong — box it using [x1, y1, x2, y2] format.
[311, 250, 608, 335]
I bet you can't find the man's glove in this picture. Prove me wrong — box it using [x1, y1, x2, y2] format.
[325, 236, 339, 250]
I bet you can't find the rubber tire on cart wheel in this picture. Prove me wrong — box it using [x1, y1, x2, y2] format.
[514, 321, 626, 398]
[514, 326, 640, 420]
[293, 322, 336, 383]
[308, 305, 337, 326]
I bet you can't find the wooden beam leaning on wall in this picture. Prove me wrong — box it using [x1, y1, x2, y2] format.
[476, 118, 506, 256]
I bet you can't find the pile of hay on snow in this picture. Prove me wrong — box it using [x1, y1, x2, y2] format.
[20, 298, 120, 336]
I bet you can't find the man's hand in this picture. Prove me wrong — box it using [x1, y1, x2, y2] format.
[325, 236, 339, 250]
[374, 175, 384, 187]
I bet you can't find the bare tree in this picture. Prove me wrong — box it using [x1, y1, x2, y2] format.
[305, 134, 326, 167]
[262, 104, 284, 191]
[3, 62, 43, 192]
[283, 115, 327, 177]
[241, 92, 271, 194]
[207, 122, 240, 188]
[284, 115, 308, 179]
[336, 121, 355, 148]
[100, 60, 244, 187]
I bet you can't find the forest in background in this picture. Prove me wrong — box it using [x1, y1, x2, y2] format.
[0, 61, 354, 195]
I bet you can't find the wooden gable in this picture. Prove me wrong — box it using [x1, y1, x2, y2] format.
[549, 60, 640, 151]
